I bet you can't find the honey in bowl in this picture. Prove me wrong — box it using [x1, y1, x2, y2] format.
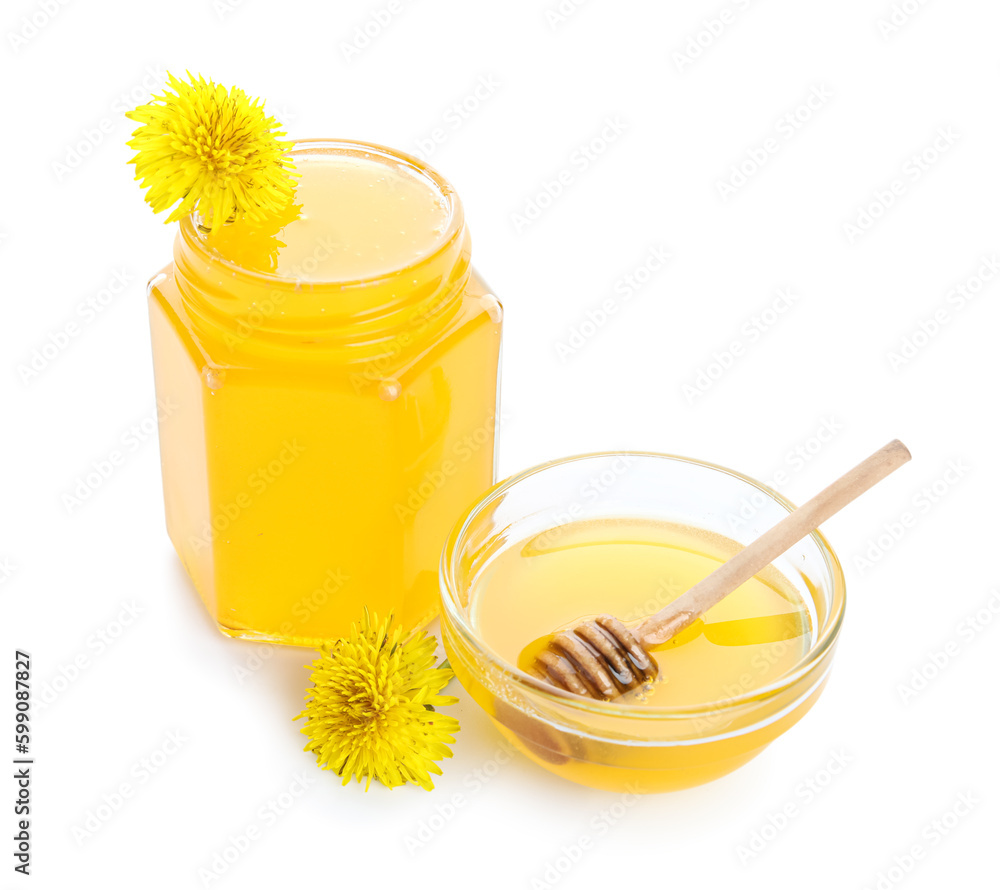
[494, 518, 813, 709]
[439, 452, 845, 793]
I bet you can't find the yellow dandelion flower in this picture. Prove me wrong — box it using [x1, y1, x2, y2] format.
[296, 611, 460, 791]
[126, 71, 298, 234]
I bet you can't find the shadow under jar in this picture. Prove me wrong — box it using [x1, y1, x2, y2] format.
[147, 140, 503, 646]
[439, 453, 846, 793]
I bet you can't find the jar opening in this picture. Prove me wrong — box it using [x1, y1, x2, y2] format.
[189, 140, 460, 284]
[172, 140, 470, 350]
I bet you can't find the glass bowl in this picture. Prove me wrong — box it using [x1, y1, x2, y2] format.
[439, 452, 846, 793]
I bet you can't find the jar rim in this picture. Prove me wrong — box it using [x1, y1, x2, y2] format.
[177, 138, 465, 291]
[439, 450, 847, 722]
[171, 139, 471, 354]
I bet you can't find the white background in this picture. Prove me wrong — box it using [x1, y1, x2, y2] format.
[2, 0, 998, 887]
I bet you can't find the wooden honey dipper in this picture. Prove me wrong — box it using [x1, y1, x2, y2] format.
[529, 440, 912, 700]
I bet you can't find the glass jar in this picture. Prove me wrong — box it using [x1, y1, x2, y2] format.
[147, 140, 503, 647]
[440, 453, 845, 793]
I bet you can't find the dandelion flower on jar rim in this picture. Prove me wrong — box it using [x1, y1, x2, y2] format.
[126, 71, 299, 235]
[296, 611, 460, 791]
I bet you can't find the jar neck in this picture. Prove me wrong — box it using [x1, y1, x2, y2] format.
[171, 140, 471, 364]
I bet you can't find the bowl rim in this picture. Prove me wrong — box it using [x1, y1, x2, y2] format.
[439, 450, 847, 721]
